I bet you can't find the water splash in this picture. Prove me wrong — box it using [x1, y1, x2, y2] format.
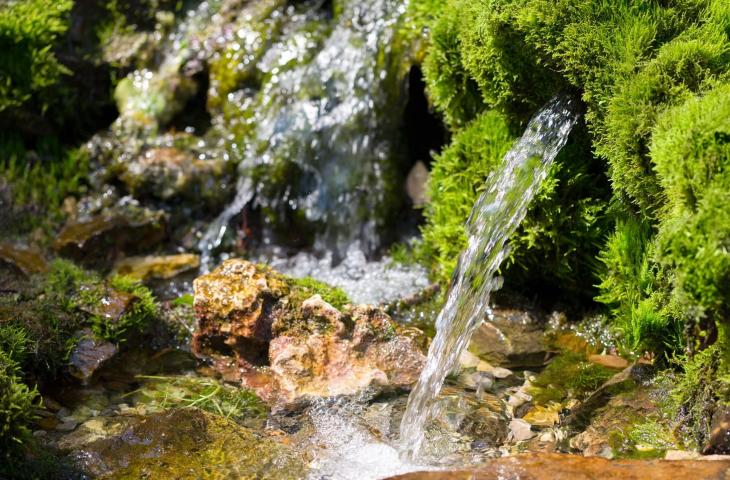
[399, 96, 579, 459]
[262, 242, 430, 305]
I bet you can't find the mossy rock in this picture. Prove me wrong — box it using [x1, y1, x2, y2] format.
[74, 408, 305, 479]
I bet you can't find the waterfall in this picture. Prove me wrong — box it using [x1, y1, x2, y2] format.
[399, 96, 579, 459]
[198, 0, 410, 270]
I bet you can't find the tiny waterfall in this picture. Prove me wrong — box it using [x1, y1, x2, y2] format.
[198, 0, 411, 270]
[399, 96, 579, 459]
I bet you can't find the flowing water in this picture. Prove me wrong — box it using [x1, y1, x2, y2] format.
[198, 0, 412, 268]
[399, 96, 579, 459]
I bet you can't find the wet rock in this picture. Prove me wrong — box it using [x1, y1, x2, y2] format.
[568, 385, 671, 458]
[387, 453, 730, 480]
[78, 288, 137, 323]
[588, 354, 629, 370]
[54, 203, 167, 266]
[509, 418, 536, 442]
[522, 403, 562, 427]
[0, 243, 49, 276]
[192, 259, 426, 405]
[120, 147, 228, 202]
[68, 329, 118, 384]
[468, 308, 550, 368]
[69, 409, 304, 479]
[111, 253, 200, 281]
[704, 407, 730, 454]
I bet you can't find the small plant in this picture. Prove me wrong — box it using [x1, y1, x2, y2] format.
[132, 375, 269, 421]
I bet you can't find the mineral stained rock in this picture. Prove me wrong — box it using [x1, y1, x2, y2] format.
[192, 259, 426, 405]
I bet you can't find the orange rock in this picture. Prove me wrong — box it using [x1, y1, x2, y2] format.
[588, 354, 629, 369]
[387, 453, 730, 480]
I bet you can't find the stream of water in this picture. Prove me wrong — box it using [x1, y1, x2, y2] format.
[398, 95, 579, 459]
[198, 0, 410, 268]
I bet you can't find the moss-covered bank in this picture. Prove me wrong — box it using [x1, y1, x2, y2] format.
[411, 0, 730, 447]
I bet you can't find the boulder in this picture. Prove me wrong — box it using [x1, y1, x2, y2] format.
[192, 259, 426, 405]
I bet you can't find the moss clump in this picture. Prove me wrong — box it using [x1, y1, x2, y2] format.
[101, 275, 158, 343]
[0, 0, 73, 115]
[595, 219, 684, 356]
[285, 275, 351, 310]
[0, 350, 37, 457]
[670, 345, 729, 449]
[529, 352, 616, 405]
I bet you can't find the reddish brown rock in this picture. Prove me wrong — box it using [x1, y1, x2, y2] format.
[387, 453, 730, 480]
[192, 260, 426, 405]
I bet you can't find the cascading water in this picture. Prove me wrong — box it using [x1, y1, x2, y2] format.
[399, 95, 579, 459]
[198, 0, 412, 270]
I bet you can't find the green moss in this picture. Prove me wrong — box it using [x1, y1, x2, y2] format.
[529, 352, 615, 404]
[0, 0, 73, 114]
[420, 0, 485, 129]
[0, 135, 89, 221]
[286, 275, 351, 310]
[0, 350, 37, 459]
[419, 110, 610, 299]
[596, 219, 684, 356]
[100, 276, 158, 343]
[670, 345, 729, 448]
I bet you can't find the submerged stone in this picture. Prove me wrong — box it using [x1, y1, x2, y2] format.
[192, 259, 426, 405]
[69, 408, 305, 479]
[468, 308, 550, 368]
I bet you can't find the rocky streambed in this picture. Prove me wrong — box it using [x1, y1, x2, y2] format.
[2, 248, 727, 479]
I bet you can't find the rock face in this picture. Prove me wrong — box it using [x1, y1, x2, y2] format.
[111, 254, 200, 281]
[192, 259, 426, 405]
[387, 453, 730, 480]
